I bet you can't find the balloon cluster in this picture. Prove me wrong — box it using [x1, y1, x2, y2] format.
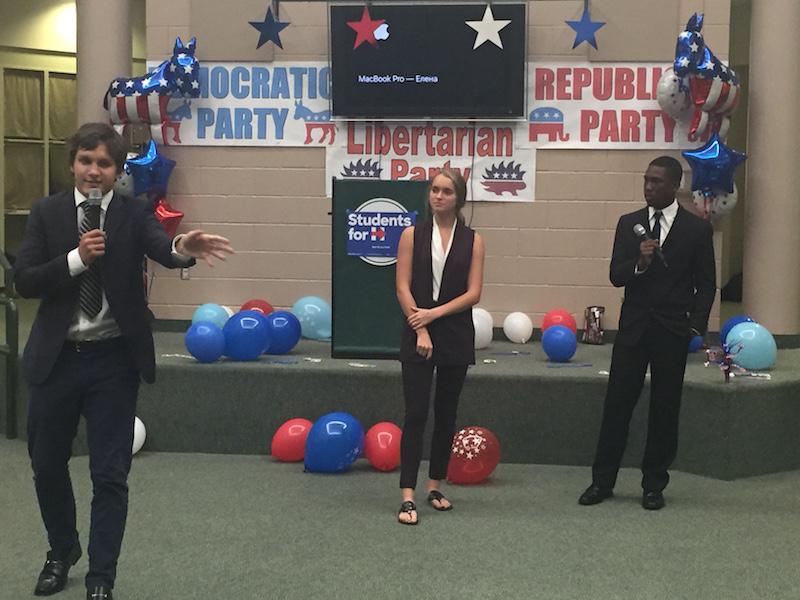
[660, 13, 741, 142]
[270, 414, 402, 474]
[185, 296, 332, 363]
[705, 314, 777, 381]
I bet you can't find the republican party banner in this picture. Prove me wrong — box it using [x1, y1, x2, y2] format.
[526, 62, 703, 149]
[326, 122, 536, 202]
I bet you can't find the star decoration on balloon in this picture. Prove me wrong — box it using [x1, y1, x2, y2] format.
[566, 0, 605, 50]
[126, 140, 176, 197]
[465, 4, 511, 50]
[682, 132, 747, 195]
[346, 5, 385, 49]
[249, 6, 290, 49]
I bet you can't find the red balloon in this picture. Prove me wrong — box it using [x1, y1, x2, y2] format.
[241, 299, 274, 315]
[364, 422, 402, 472]
[271, 418, 312, 462]
[447, 426, 500, 485]
[153, 197, 183, 238]
[542, 308, 577, 333]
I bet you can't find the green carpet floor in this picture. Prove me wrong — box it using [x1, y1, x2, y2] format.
[2, 437, 799, 600]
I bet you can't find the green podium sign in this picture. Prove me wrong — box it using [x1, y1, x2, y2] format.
[331, 179, 428, 358]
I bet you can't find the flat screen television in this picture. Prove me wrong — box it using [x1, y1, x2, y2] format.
[330, 3, 526, 119]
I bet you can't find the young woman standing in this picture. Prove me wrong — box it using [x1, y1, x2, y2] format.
[395, 168, 485, 525]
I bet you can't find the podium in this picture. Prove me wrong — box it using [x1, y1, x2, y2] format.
[331, 179, 428, 358]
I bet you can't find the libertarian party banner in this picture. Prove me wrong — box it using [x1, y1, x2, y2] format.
[326, 122, 536, 202]
[526, 62, 703, 149]
[148, 61, 335, 146]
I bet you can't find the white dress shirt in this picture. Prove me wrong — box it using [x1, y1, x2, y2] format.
[431, 216, 456, 302]
[634, 199, 678, 275]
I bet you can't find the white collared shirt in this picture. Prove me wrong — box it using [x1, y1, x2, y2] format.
[431, 215, 456, 302]
[66, 188, 121, 341]
[648, 199, 678, 245]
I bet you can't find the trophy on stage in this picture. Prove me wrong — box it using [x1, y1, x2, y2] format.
[582, 306, 605, 345]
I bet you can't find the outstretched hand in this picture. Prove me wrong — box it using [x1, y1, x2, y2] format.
[176, 230, 234, 266]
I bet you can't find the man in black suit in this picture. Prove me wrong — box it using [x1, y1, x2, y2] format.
[14, 123, 233, 599]
[579, 155, 716, 511]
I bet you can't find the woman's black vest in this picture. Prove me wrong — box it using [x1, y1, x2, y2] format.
[399, 218, 475, 365]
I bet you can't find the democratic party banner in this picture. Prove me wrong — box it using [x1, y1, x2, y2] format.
[147, 61, 335, 146]
[326, 122, 536, 202]
[525, 62, 703, 149]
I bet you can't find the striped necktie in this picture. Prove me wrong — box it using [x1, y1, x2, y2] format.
[78, 201, 103, 318]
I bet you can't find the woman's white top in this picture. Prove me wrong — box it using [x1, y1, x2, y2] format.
[431, 216, 456, 302]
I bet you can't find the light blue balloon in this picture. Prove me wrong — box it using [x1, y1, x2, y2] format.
[291, 296, 332, 340]
[192, 303, 229, 330]
[726, 322, 777, 370]
[304, 412, 364, 473]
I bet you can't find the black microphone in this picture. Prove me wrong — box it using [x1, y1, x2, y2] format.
[633, 223, 668, 268]
[86, 188, 103, 230]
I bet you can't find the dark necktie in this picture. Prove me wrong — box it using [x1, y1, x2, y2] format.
[78, 201, 103, 318]
[651, 210, 662, 245]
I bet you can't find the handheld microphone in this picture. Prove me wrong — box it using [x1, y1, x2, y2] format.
[633, 223, 668, 268]
[86, 188, 103, 231]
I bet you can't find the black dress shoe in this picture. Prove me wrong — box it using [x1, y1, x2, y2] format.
[87, 585, 113, 600]
[642, 490, 665, 510]
[34, 543, 82, 596]
[578, 484, 613, 505]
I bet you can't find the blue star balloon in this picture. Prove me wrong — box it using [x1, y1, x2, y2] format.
[126, 140, 176, 196]
[566, 0, 605, 50]
[682, 133, 746, 195]
[249, 6, 290, 49]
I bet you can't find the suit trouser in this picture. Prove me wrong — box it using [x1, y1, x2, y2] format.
[591, 322, 689, 492]
[27, 340, 139, 590]
[399, 361, 468, 489]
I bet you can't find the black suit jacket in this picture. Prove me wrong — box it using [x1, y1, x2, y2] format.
[610, 205, 716, 346]
[14, 190, 194, 384]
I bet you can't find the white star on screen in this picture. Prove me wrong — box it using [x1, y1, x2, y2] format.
[465, 4, 511, 50]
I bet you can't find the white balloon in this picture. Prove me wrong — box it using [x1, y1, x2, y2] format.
[472, 307, 493, 329]
[132, 417, 146, 455]
[473, 309, 493, 349]
[503, 312, 533, 344]
[656, 67, 691, 120]
[710, 183, 738, 217]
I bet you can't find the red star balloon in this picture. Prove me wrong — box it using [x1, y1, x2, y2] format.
[153, 197, 184, 238]
[447, 426, 501, 485]
[346, 6, 384, 49]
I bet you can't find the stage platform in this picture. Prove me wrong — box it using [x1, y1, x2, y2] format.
[3, 334, 800, 481]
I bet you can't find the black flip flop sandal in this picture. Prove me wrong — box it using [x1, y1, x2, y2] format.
[427, 490, 454, 511]
[398, 500, 419, 525]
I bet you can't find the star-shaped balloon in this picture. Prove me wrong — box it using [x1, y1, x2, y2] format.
[126, 140, 176, 197]
[465, 4, 511, 50]
[566, 0, 605, 50]
[249, 6, 290, 50]
[346, 5, 385, 50]
[153, 197, 184, 238]
[682, 132, 747, 195]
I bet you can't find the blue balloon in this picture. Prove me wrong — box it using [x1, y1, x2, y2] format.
[223, 311, 270, 361]
[291, 296, 332, 340]
[192, 303, 230, 330]
[264, 311, 301, 354]
[719, 314, 754, 345]
[726, 322, 777, 370]
[688, 335, 704, 353]
[304, 412, 364, 473]
[682, 133, 747, 196]
[185, 321, 225, 363]
[125, 140, 176, 196]
[542, 325, 577, 362]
